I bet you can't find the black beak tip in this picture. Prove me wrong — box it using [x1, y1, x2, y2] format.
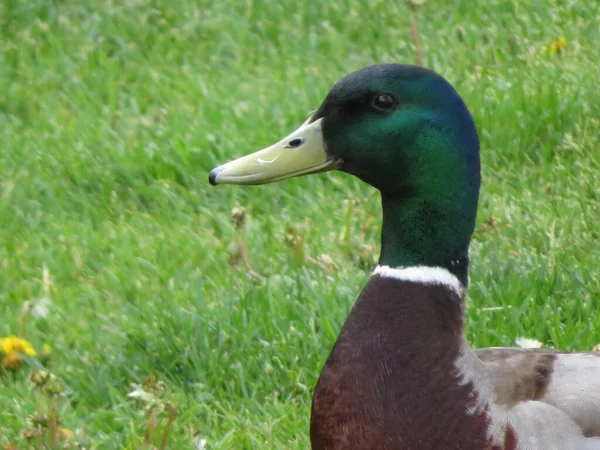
[208, 168, 219, 186]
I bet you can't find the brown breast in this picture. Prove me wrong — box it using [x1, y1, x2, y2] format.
[310, 276, 496, 450]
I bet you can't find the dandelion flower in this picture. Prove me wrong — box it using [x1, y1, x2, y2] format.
[3, 353, 24, 370]
[0, 336, 36, 356]
[550, 36, 567, 56]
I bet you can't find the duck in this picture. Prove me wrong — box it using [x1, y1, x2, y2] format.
[209, 64, 600, 450]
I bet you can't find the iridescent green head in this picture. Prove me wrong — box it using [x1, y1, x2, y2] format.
[210, 64, 480, 285]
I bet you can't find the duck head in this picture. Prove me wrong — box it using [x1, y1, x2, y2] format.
[210, 64, 481, 285]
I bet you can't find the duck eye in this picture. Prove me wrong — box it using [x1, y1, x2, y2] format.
[372, 93, 395, 111]
[286, 137, 305, 148]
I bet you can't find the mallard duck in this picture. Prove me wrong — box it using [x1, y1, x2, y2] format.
[209, 64, 600, 450]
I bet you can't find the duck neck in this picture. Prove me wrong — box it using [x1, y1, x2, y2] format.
[379, 192, 473, 286]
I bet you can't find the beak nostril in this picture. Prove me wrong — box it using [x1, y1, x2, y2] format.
[287, 137, 305, 148]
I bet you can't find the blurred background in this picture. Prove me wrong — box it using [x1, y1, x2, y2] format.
[0, 0, 598, 447]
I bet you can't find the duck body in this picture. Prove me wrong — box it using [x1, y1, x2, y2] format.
[210, 64, 600, 449]
[311, 267, 600, 450]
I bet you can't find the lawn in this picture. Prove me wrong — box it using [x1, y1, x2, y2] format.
[0, 0, 599, 448]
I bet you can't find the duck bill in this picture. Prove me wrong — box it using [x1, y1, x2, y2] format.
[209, 118, 339, 185]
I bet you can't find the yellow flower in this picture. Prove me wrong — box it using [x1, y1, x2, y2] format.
[3, 353, 23, 370]
[550, 36, 567, 56]
[0, 336, 36, 356]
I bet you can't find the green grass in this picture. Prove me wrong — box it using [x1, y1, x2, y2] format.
[1, 0, 599, 447]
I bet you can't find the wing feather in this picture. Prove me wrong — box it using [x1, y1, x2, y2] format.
[474, 347, 600, 448]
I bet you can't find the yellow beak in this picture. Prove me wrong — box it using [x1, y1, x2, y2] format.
[209, 118, 339, 185]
